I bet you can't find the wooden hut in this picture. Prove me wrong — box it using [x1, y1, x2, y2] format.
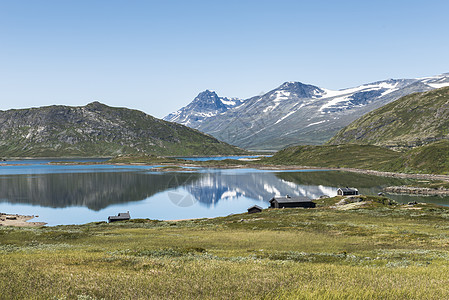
[108, 211, 130, 223]
[269, 195, 315, 209]
[337, 188, 359, 196]
[247, 205, 263, 214]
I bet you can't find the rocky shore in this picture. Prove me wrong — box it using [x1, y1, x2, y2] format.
[0, 213, 46, 227]
[383, 186, 449, 196]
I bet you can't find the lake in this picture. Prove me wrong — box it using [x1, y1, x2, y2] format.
[1, 160, 448, 226]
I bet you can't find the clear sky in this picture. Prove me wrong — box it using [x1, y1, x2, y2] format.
[1, 0, 448, 118]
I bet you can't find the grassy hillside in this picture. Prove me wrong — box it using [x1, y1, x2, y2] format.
[0, 102, 246, 157]
[263, 141, 449, 175]
[262, 144, 401, 170]
[2, 197, 449, 299]
[328, 87, 449, 148]
[385, 140, 449, 175]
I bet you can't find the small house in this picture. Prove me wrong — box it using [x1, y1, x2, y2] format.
[108, 211, 130, 223]
[247, 205, 263, 214]
[337, 187, 359, 196]
[269, 195, 315, 209]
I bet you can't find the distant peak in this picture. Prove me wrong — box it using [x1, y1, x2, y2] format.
[86, 101, 108, 109]
[280, 81, 305, 88]
[276, 81, 324, 98]
[87, 101, 103, 105]
[198, 90, 218, 96]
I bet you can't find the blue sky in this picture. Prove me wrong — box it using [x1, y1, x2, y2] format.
[1, 0, 448, 118]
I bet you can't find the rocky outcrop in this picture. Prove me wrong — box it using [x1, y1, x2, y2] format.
[384, 186, 449, 196]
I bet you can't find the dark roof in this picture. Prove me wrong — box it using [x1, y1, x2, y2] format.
[248, 205, 263, 210]
[338, 188, 358, 192]
[117, 212, 130, 218]
[108, 212, 130, 220]
[270, 196, 312, 203]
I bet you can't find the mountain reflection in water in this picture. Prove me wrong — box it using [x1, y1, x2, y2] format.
[0, 170, 337, 210]
[184, 172, 337, 207]
[1, 166, 449, 225]
[0, 172, 199, 210]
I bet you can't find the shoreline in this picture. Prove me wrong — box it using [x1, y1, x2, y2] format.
[4, 156, 449, 182]
[157, 162, 449, 182]
[0, 213, 47, 227]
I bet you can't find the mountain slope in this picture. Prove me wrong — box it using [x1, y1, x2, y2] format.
[0, 102, 246, 157]
[165, 73, 449, 150]
[328, 86, 449, 148]
[262, 140, 449, 175]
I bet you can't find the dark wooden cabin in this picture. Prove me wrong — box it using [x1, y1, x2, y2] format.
[247, 205, 263, 214]
[337, 188, 359, 196]
[269, 195, 315, 209]
[108, 211, 130, 223]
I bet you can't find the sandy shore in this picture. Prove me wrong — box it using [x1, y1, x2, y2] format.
[0, 213, 46, 227]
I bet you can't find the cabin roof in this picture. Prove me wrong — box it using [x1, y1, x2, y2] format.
[338, 188, 358, 192]
[269, 196, 312, 203]
[108, 212, 130, 221]
[248, 205, 263, 210]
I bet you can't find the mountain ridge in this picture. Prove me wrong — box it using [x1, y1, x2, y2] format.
[164, 73, 449, 150]
[0, 101, 246, 157]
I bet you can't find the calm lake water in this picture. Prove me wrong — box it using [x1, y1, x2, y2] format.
[1, 160, 448, 226]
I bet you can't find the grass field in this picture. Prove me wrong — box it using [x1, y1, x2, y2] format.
[2, 196, 449, 299]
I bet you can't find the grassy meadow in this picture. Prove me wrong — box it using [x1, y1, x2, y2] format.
[2, 196, 449, 299]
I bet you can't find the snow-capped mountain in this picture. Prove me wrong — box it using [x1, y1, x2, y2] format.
[164, 73, 449, 150]
[163, 90, 244, 128]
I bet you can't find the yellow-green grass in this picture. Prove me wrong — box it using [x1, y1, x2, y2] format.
[2, 196, 449, 299]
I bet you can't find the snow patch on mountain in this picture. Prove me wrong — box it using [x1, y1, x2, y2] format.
[305, 120, 327, 128]
[274, 106, 302, 124]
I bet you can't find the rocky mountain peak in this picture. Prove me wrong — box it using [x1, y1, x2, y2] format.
[277, 81, 324, 98]
[190, 90, 227, 110]
[85, 101, 108, 110]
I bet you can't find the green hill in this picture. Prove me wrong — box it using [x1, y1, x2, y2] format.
[328, 87, 449, 148]
[262, 144, 401, 170]
[0, 102, 246, 157]
[263, 141, 449, 175]
[385, 140, 449, 174]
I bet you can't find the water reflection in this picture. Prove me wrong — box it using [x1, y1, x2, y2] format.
[0, 170, 337, 210]
[274, 171, 414, 196]
[0, 172, 199, 210]
[0, 166, 449, 225]
[275, 171, 449, 205]
[184, 172, 338, 207]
